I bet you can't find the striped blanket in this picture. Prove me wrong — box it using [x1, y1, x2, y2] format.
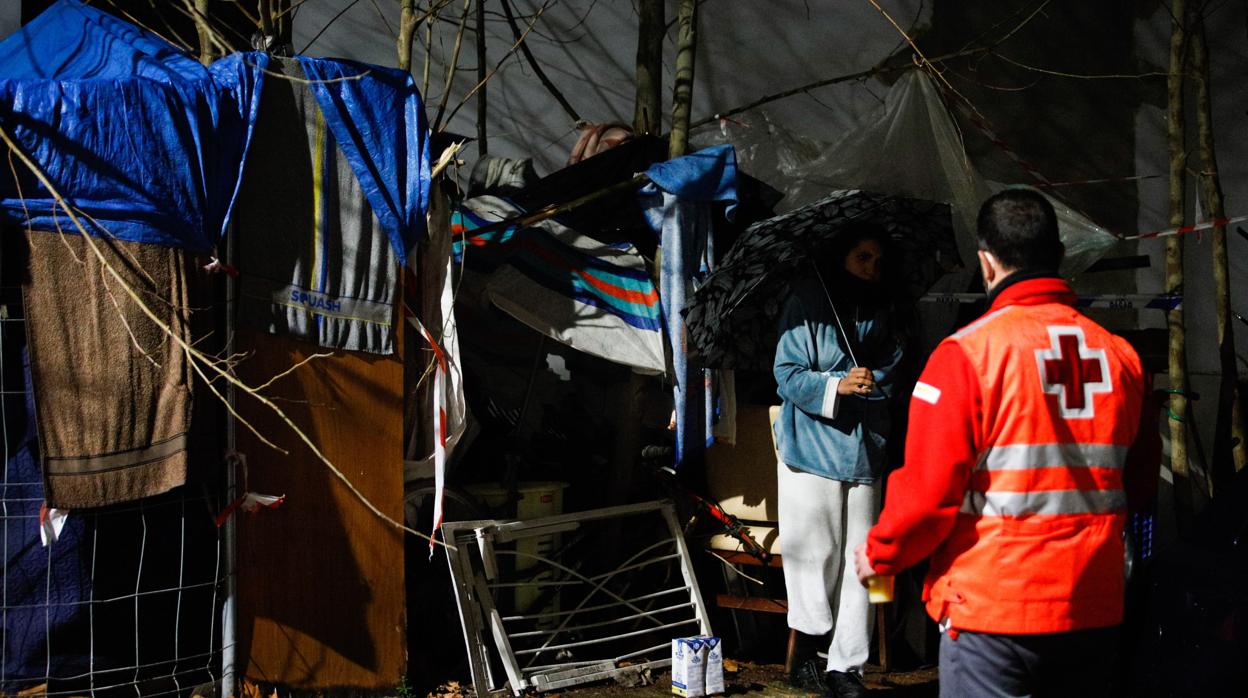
[452, 196, 665, 373]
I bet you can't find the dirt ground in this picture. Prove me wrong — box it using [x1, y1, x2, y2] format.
[426, 661, 938, 697]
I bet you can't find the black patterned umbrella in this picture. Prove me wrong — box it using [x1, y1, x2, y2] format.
[683, 189, 957, 369]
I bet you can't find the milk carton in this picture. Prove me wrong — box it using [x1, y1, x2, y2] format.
[671, 637, 706, 697]
[701, 636, 724, 695]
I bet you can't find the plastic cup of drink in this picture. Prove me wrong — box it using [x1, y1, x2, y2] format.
[867, 575, 894, 604]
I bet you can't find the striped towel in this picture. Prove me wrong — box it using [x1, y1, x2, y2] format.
[234, 58, 398, 355]
[452, 196, 665, 374]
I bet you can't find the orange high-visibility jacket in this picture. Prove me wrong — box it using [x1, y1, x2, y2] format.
[867, 277, 1152, 634]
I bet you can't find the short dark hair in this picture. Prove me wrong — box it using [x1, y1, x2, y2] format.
[976, 189, 1063, 271]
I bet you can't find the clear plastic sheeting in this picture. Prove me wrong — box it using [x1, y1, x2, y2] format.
[695, 69, 1117, 277]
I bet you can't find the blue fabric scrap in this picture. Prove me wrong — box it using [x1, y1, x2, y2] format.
[644, 144, 739, 219]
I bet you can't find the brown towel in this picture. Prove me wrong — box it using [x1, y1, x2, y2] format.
[22, 231, 195, 508]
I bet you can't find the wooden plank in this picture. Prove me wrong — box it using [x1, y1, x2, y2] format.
[711, 549, 784, 569]
[234, 327, 405, 691]
[715, 594, 787, 614]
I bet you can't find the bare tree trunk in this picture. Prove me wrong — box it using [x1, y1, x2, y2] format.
[258, 0, 274, 38]
[668, 0, 698, 158]
[399, 0, 418, 72]
[1166, 0, 1194, 524]
[423, 3, 437, 97]
[476, 0, 488, 156]
[432, 0, 473, 132]
[634, 0, 663, 135]
[1191, 15, 1248, 487]
[194, 0, 214, 66]
[272, 0, 292, 48]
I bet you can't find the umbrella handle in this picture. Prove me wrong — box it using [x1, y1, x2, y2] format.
[810, 261, 861, 368]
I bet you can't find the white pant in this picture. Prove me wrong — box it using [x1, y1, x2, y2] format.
[777, 462, 879, 673]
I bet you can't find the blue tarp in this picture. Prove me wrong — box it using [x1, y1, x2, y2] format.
[0, 0, 267, 250]
[644, 143, 739, 218]
[0, 0, 429, 260]
[298, 57, 430, 260]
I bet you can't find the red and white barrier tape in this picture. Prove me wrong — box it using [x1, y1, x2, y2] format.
[1121, 215, 1248, 241]
[408, 314, 449, 556]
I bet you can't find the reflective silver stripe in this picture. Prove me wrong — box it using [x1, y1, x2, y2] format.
[976, 443, 1129, 472]
[960, 488, 1126, 516]
[952, 306, 1014, 339]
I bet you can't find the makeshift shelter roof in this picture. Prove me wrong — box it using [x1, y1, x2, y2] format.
[0, 0, 430, 262]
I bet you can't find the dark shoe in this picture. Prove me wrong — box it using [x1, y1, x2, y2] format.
[788, 658, 833, 696]
[827, 669, 870, 698]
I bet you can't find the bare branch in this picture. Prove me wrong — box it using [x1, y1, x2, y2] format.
[432, 141, 468, 179]
[102, 0, 194, 51]
[250, 352, 335, 392]
[432, 0, 474, 132]
[299, 0, 364, 55]
[476, 0, 488, 156]
[690, 0, 1049, 130]
[689, 44, 989, 130]
[502, 0, 581, 123]
[440, 0, 554, 130]
[423, 2, 437, 95]
[994, 54, 1170, 80]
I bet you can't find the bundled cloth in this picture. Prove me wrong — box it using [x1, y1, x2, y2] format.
[22, 231, 197, 508]
[468, 156, 539, 197]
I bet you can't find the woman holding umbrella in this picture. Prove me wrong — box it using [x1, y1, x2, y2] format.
[773, 223, 904, 698]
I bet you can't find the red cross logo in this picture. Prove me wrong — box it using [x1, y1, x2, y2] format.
[1034, 326, 1112, 418]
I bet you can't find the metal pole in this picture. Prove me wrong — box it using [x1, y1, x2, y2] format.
[221, 227, 238, 698]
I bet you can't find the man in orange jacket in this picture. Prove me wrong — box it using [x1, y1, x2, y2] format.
[854, 188, 1159, 697]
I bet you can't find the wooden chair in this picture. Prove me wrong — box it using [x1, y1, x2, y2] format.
[705, 406, 888, 673]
